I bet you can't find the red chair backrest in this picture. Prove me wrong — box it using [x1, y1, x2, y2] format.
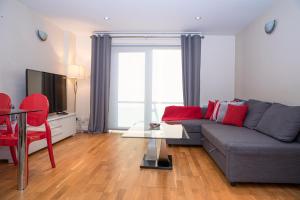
[0, 93, 12, 133]
[19, 94, 49, 127]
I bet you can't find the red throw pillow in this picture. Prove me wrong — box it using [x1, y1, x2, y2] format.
[222, 104, 248, 127]
[161, 106, 202, 121]
[205, 100, 216, 119]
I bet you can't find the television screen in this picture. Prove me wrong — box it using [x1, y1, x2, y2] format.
[26, 69, 67, 113]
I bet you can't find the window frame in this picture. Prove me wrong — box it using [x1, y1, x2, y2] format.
[109, 45, 182, 130]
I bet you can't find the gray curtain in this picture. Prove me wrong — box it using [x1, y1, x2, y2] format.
[181, 35, 202, 106]
[88, 35, 112, 133]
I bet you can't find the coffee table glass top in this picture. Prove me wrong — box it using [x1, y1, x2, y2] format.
[122, 122, 189, 139]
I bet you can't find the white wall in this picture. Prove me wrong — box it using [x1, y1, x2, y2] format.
[75, 35, 235, 129]
[235, 0, 300, 105]
[0, 0, 76, 111]
[75, 36, 91, 129]
[200, 35, 235, 106]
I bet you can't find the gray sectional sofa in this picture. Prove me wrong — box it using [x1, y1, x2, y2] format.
[166, 100, 300, 184]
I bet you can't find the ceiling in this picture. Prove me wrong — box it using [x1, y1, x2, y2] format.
[20, 0, 273, 36]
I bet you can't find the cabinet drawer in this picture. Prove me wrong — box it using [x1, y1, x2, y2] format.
[49, 120, 62, 129]
[51, 129, 63, 137]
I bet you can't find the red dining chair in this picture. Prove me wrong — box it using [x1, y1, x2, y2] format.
[0, 93, 18, 165]
[16, 93, 56, 170]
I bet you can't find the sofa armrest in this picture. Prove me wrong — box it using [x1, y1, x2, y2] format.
[201, 106, 208, 116]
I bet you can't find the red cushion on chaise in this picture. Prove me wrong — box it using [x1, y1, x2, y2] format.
[161, 106, 202, 121]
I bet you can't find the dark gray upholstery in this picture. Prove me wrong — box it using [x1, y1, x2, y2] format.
[244, 99, 271, 129]
[202, 124, 300, 155]
[166, 119, 215, 145]
[202, 124, 300, 184]
[182, 119, 215, 133]
[203, 137, 226, 172]
[296, 132, 300, 143]
[255, 103, 300, 142]
[226, 142, 300, 183]
[166, 106, 209, 146]
[166, 132, 202, 145]
[201, 107, 208, 118]
[165, 102, 300, 184]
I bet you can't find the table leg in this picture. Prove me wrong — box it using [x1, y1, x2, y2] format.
[144, 139, 158, 161]
[140, 138, 172, 170]
[17, 112, 28, 191]
[157, 139, 170, 167]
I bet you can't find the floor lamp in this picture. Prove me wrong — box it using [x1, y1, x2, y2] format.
[68, 65, 85, 113]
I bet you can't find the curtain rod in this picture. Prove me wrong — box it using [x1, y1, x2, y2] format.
[92, 31, 205, 39]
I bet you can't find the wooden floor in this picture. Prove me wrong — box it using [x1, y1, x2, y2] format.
[0, 133, 299, 200]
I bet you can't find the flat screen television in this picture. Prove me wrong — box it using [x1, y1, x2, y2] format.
[26, 69, 67, 113]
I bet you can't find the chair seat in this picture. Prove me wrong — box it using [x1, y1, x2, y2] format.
[27, 131, 47, 142]
[0, 130, 11, 134]
[0, 131, 47, 144]
[0, 134, 17, 146]
[0, 131, 46, 143]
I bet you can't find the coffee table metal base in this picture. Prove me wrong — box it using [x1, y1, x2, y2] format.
[140, 154, 173, 170]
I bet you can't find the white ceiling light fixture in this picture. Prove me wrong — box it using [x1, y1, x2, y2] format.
[104, 16, 110, 20]
[195, 16, 202, 20]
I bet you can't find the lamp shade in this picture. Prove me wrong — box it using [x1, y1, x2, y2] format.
[68, 65, 85, 79]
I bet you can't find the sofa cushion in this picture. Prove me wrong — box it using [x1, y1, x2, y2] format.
[222, 104, 248, 127]
[255, 103, 300, 142]
[244, 99, 272, 129]
[211, 101, 220, 120]
[204, 101, 215, 119]
[215, 102, 228, 122]
[201, 124, 297, 155]
[216, 101, 245, 123]
[181, 119, 216, 133]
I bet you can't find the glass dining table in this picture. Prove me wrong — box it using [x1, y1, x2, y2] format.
[0, 109, 40, 191]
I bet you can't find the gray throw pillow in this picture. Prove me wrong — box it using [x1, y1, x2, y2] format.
[216, 102, 229, 123]
[255, 103, 300, 142]
[216, 101, 244, 123]
[244, 99, 271, 129]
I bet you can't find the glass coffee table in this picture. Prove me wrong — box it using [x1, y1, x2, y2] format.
[122, 122, 189, 170]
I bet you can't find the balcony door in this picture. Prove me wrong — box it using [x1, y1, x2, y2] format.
[109, 46, 183, 129]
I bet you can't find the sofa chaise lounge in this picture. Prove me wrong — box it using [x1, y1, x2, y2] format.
[166, 100, 300, 184]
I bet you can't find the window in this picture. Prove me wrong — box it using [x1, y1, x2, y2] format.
[109, 46, 183, 129]
[151, 49, 183, 122]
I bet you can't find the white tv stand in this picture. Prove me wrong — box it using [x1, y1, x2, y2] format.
[0, 113, 77, 162]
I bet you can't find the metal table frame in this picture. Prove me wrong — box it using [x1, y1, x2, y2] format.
[17, 112, 28, 190]
[122, 122, 189, 170]
[0, 109, 39, 190]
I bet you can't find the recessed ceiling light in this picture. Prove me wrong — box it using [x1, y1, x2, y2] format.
[104, 17, 110, 20]
[195, 16, 202, 20]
